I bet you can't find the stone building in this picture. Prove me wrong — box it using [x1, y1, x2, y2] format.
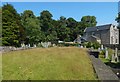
[83, 24, 119, 45]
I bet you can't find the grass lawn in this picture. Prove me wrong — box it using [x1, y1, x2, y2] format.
[2, 47, 97, 80]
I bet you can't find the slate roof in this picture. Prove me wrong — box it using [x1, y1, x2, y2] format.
[84, 24, 112, 32]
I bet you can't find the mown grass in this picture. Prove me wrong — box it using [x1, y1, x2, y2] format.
[2, 47, 97, 80]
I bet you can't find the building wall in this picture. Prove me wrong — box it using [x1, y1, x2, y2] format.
[110, 25, 119, 44]
[85, 29, 110, 44]
[99, 29, 110, 44]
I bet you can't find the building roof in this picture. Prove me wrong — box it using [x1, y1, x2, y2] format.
[84, 24, 113, 32]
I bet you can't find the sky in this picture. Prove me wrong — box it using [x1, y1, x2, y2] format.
[2, 2, 118, 25]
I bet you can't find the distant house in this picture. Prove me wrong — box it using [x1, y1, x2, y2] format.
[74, 35, 87, 44]
[83, 24, 119, 45]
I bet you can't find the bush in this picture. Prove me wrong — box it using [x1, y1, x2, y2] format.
[83, 42, 100, 49]
[57, 43, 79, 47]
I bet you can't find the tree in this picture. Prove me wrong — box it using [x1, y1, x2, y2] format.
[21, 10, 42, 45]
[39, 10, 57, 42]
[56, 16, 70, 41]
[66, 17, 77, 41]
[2, 3, 22, 46]
[81, 16, 97, 27]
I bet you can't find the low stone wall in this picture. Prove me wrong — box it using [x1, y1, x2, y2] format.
[0, 46, 34, 53]
[89, 54, 119, 81]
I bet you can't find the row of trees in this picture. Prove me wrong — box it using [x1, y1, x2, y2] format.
[2, 3, 97, 47]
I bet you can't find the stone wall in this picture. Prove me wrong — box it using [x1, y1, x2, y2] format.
[0, 46, 34, 53]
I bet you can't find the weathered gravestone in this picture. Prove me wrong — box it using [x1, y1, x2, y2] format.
[101, 45, 104, 50]
[33, 44, 36, 48]
[21, 43, 25, 48]
[111, 54, 115, 63]
[28, 44, 30, 48]
[80, 45, 83, 48]
[115, 48, 119, 63]
[105, 47, 109, 59]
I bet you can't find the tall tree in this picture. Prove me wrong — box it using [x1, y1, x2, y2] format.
[66, 17, 77, 41]
[81, 16, 97, 27]
[56, 16, 70, 41]
[21, 10, 42, 45]
[2, 3, 22, 46]
[39, 10, 57, 42]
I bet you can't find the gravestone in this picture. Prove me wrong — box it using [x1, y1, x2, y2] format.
[111, 54, 115, 63]
[91, 47, 94, 50]
[98, 48, 101, 51]
[21, 43, 25, 48]
[101, 45, 104, 50]
[105, 49, 109, 59]
[80, 46, 83, 48]
[115, 48, 119, 62]
[25, 45, 28, 48]
[28, 44, 30, 48]
[34, 44, 36, 48]
[115, 48, 118, 58]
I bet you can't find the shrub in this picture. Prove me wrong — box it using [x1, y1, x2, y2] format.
[83, 42, 100, 49]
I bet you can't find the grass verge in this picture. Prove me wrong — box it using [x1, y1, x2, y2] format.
[2, 47, 97, 80]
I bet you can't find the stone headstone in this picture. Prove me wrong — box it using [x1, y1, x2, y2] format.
[80, 46, 83, 48]
[115, 48, 118, 58]
[101, 45, 104, 50]
[91, 47, 94, 50]
[28, 44, 30, 48]
[111, 54, 115, 63]
[116, 56, 119, 62]
[98, 48, 101, 51]
[34, 44, 36, 48]
[105, 50, 109, 59]
[21, 43, 25, 48]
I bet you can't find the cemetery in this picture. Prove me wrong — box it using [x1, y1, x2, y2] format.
[1, 2, 120, 81]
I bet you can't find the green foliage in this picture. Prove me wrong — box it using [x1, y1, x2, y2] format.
[57, 43, 79, 47]
[83, 42, 100, 49]
[21, 10, 42, 45]
[81, 15, 97, 28]
[39, 10, 57, 42]
[2, 3, 97, 47]
[2, 3, 22, 46]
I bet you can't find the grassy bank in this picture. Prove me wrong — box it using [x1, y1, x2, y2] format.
[2, 47, 96, 80]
